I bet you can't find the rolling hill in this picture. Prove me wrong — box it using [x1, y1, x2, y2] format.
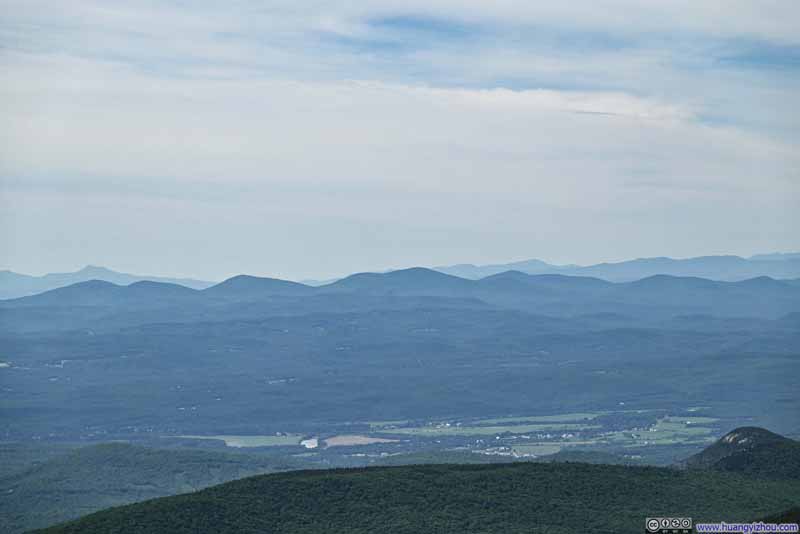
[202, 275, 314, 298]
[681, 427, 800, 479]
[1, 280, 200, 308]
[0, 443, 307, 533]
[4, 252, 799, 301]
[323, 267, 474, 295]
[33, 461, 800, 534]
[4, 269, 798, 330]
[1, 271, 798, 443]
[436, 253, 800, 282]
[0, 266, 213, 299]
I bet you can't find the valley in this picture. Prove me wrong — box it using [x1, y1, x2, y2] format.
[4, 1, 798, 530]
[1, 268, 798, 532]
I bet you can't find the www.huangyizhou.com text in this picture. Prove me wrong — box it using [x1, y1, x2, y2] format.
[695, 522, 799, 533]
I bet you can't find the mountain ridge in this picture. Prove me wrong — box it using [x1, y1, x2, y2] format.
[4, 252, 800, 299]
[31, 460, 800, 534]
[202, 275, 313, 298]
[0, 443, 305, 534]
[0, 266, 214, 299]
[435, 253, 800, 282]
[3, 271, 798, 327]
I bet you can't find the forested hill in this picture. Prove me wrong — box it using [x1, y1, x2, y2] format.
[681, 427, 800, 479]
[1, 443, 305, 534]
[35, 462, 800, 534]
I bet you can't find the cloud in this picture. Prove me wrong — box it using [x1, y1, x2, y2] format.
[0, 2, 798, 278]
[2, 51, 795, 205]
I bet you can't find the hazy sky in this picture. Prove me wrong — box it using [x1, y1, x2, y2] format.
[1, 1, 798, 281]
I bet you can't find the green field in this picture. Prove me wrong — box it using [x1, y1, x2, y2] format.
[473, 414, 724, 457]
[379, 423, 598, 437]
[662, 416, 719, 425]
[600, 416, 719, 447]
[474, 412, 606, 425]
[367, 420, 410, 430]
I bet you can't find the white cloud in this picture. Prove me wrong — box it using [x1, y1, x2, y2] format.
[5, 1, 799, 43]
[0, 52, 758, 188]
[0, 2, 798, 278]
[2, 52, 795, 203]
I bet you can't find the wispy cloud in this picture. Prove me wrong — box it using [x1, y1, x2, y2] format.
[0, 1, 798, 278]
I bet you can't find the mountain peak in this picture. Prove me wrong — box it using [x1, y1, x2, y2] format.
[204, 274, 311, 297]
[436, 253, 800, 282]
[628, 274, 720, 289]
[681, 427, 798, 478]
[78, 265, 115, 275]
[70, 279, 120, 290]
[717, 427, 789, 448]
[324, 267, 471, 294]
[387, 267, 457, 279]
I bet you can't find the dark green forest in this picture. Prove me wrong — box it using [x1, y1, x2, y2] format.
[0, 443, 306, 533]
[35, 462, 800, 534]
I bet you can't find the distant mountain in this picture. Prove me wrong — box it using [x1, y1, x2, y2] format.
[322, 267, 473, 295]
[434, 258, 574, 279]
[7, 254, 799, 299]
[203, 275, 313, 298]
[316, 270, 799, 319]
[33, 462, 800, 534]
[476, 271, 611, 294]
[681, 427, 800, 479]
[0, 443, 307, 534]
[0, 265, 214, 299]
[299, 277, 341, 287]
[4, 275, 317, 309]
[435, 253, 800, 282]
[3, 270, 798, 332]
[750, 252, 800, 262]
[2, 279, 201, 308]
[575, 256, 800, 282]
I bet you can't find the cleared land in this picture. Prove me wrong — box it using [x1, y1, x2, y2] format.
[509, 444, 564, 456]
[174, 435, 302, 447]
[324, 435, 399, 447]
[379, 423, 598, 437]
[475, 412, 606, 425]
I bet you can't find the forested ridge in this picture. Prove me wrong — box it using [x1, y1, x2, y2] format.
[35, 461, 800, 534]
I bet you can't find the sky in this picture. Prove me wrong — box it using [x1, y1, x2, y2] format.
[1, 1, 798, 281]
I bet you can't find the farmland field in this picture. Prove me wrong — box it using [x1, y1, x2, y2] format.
[379, 422, 599, 437]
[174, 435, 303, 447]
